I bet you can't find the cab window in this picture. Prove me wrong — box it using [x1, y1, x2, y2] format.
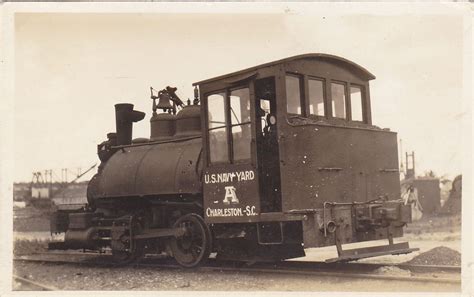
[207, 93, 228, 163]
[286, 74, 303, 115]
[206, 87, 252, 164]
[331, 82, 346, 119]
[350, 86, 363, 121]
[308, 78, 325, 116]
[230, 88, 251, 161]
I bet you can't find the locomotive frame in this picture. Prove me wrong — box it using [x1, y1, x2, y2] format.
[50, 54, 417, 267]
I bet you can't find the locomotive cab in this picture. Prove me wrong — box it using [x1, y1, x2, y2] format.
[196, 54, 416, 262]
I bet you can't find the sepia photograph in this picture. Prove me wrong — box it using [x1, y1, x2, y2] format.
[0, 2, 471, 295]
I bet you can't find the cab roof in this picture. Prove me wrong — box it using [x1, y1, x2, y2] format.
[192, 53, 376, 86]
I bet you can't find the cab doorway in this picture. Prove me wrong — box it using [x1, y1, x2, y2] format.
[255, 77, 282, 213]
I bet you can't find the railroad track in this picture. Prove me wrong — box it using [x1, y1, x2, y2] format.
[13, 274, 58, 291]
[14, 251, 461, 287]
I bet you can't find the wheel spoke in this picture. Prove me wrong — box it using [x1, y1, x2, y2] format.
[170, 214, 210, 267]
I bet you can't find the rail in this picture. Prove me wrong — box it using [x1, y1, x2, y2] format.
[14, 253, 461, 286]
[13, 274, 58, 291]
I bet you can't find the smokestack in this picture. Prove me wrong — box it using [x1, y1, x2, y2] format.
[114, 103, 145, 146]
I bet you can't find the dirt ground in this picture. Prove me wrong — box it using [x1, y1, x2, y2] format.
[13, 260, 460, 292]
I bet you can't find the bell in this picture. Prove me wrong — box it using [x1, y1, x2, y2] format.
[157, 91, 173, 111]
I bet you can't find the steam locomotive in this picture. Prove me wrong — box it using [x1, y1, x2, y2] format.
[49, 54, 417, 267]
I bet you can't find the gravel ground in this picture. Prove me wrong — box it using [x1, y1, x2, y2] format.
[13, 261, 460, 292]
[373, 266, 411, 276]
[407, 246, 461, 266]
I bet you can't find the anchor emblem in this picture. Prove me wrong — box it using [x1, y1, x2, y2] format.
[223, 186, 239, 204]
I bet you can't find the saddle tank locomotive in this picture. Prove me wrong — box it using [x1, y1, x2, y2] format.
[49, 54, 417, 267]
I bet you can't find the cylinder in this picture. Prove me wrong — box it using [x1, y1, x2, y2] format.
[64, 228, 98, 250]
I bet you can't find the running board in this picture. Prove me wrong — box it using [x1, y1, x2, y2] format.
[325, 242, 419, 263]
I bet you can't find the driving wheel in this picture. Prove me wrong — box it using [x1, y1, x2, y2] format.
[169, 213, 212, 268]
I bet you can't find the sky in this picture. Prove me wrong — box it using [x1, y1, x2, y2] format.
[12, 9, 467, 182]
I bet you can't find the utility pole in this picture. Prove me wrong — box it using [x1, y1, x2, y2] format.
[399, 139, 404, 178]
[405, 151, 415, 179]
